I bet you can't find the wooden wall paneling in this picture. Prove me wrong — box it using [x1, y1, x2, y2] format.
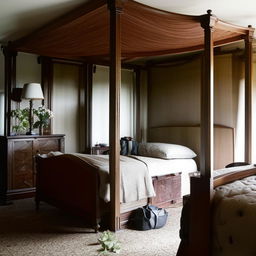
[108, 0, 122, 231]
[3, 46, 17, 136]
[244, 27, 253, 163]
[82, 63, 93, 153]
[134, 68, 141, 141]
[41, 56, 53, 133]
[146, 67, 151, 141]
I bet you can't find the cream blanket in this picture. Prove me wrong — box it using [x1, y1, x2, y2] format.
[73, 154, 155, 203]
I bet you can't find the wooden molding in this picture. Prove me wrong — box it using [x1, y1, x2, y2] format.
[244, 33, 253, 163]
[135, 68, 141, 142]
[83, 63, 93, 153]
[40, 56, 53, 134]
[3, 46, 17, 136]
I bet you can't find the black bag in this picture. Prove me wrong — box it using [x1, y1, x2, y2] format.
[129, 205, 168, 231]
[120, 137, 138, 155]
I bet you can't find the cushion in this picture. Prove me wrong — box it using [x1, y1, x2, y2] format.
[138, 142, 196, 159]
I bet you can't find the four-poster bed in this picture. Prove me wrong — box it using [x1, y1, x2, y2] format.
[3, 0, 255, 255]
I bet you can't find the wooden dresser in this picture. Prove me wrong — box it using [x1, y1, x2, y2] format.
[0, 134, 65, 204]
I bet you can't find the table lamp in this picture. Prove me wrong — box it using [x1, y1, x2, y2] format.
[22, 83, 44, 135]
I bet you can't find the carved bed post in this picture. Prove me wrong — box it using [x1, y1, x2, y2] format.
[188, 10, 215, 255]
[108, 0, 122, 231]
[244, 26, 253, 163]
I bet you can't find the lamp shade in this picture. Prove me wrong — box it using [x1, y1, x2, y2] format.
[22, 83, 44, 100]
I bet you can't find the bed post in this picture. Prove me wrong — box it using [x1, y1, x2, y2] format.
[244, 26, 253, 163]
[188, 10, 215, 255]
[108, 0, 122, 231]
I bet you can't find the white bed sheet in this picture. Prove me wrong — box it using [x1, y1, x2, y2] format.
[131, 156, 197, 196]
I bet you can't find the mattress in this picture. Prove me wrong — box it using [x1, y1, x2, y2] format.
[131, 156, 197, 196]
[212, 166, 256, 256]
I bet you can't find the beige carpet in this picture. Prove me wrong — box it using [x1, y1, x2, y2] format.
[0, 198, 182, 256]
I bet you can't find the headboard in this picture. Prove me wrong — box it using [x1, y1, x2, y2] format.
[148, 125, 234, 170]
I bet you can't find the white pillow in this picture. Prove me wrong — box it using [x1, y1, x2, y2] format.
[138, 142, 196, 159]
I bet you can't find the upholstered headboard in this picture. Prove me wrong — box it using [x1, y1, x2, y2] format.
[148, 125, 234, 170]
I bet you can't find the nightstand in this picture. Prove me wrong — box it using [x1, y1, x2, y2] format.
[91, 146, 109, 155]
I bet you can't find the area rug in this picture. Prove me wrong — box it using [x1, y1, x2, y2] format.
[0, 198, 182, 256]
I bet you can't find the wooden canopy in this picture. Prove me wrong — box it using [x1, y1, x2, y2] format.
[10, 0, 253, 60]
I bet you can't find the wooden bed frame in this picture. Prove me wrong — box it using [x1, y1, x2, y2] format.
[35, 154, 182, 231]
[3, 0, 254, 255]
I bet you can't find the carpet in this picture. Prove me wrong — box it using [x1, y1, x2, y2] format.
[0, 198, 182, 256]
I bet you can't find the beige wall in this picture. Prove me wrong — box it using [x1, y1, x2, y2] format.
[92, 65, 134, 146]
[148, 54, 246, 165]
[16, 53, 41, 88]
[52, 63, 84, 153]
[214, 55, 233, 127]
[148, 59, 201, 127]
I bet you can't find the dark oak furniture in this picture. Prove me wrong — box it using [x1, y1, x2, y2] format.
[0, 134, 65, 204]
[150, 173, 181, 208]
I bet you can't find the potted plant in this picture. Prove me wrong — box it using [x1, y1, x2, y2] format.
[10, 108, 30, 135]
[33, 106, 54, 135]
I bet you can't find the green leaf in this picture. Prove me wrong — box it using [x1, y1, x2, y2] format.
[98, 231, 121, 254]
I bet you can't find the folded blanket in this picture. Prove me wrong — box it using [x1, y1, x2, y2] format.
[72, 154, 155, 203]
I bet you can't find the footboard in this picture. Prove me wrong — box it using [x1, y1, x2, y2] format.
[35, 154, 100, 231]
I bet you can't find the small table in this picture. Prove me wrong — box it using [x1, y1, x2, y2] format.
[91, 146, 109, 155]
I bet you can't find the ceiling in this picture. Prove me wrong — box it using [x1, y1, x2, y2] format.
[1, 0, 256, 44]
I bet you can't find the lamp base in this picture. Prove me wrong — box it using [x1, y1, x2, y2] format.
[26, 131, 36, 135]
